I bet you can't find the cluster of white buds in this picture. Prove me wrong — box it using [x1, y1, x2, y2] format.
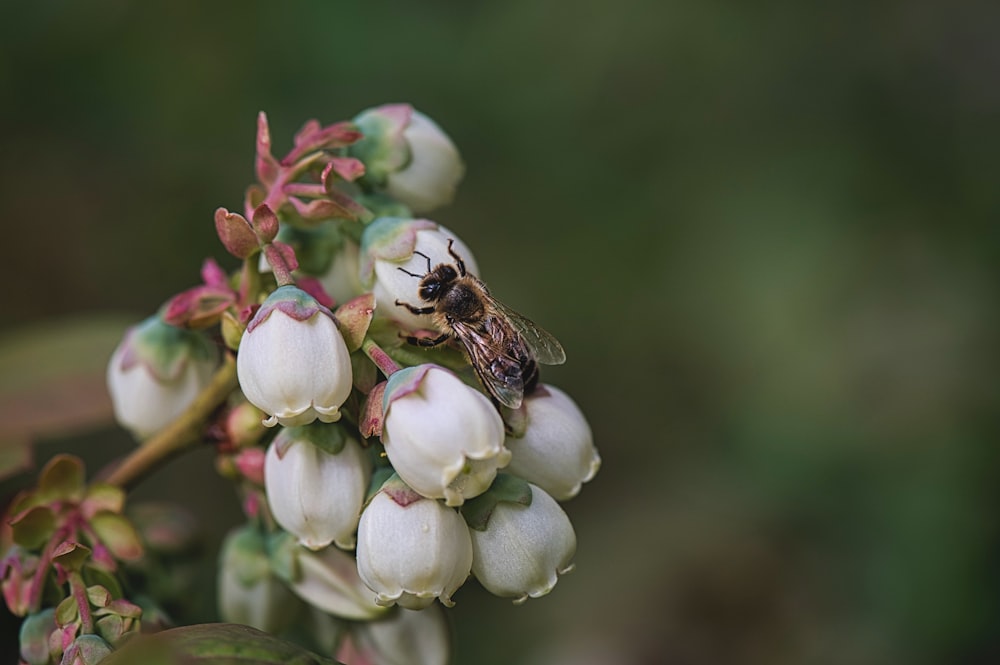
[104, 102, 600, 661]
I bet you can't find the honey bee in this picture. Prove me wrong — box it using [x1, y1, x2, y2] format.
[394, 239, 566, 409]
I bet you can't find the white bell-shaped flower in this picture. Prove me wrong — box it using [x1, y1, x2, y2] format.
[237, 285, 353, 427]
[356, 481, 473, 610]
[351, 103, 464, 213]
[358, 216, 478, 331]
[264, 424, 371, 550]
[381, 365, 509, 506]
[504, 385, 601, 500]
[468, 480, 576, 603]
[107, 315, 220, 439]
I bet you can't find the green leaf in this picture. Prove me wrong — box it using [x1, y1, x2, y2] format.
[89, 512, 144, 561]
[37, 454, 85, 503]
[86, 585, 111, 608]
[296, 422, 347, 456]
[10, 505, 56, 549]
[52, 541, 92, 571]
[102, 623, 342, 665]
[461, 473, 533, 531]
[55, 594, 79, 626]
[81, 484, 126, 519]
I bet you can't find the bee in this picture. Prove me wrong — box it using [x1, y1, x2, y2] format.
[394, 239, 566, 409]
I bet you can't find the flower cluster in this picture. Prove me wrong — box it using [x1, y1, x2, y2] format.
[82, 102, 601, 661]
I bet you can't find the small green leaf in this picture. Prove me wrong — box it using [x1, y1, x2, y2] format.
[461, 473, 533, 531]
[295, 422, 347, 456]
[37, 454, 86, 503]
[86, 585, 111, 608]
[52, 541, 92, 571]
[89, 512, 144, 562]
[102, 623, 341, 665]
[55, 595, 79, 626]
[10, 505, 56, 549]
[81, 484, 125, 519]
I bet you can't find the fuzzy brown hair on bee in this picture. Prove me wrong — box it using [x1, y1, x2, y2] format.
[394, 239, 566, 409]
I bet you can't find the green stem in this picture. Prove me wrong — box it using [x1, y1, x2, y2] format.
[105, 355, 239, 491]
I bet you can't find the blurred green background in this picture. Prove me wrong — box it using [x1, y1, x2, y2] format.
[2, 1, 999, 663]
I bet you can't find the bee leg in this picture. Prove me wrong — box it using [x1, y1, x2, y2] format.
[395, 299, 435, 315]
[404, 333, 451, 348]
[446, 239, 467, 277]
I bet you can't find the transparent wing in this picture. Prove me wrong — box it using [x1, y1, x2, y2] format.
[495, 300, 566, 365]
[451, 320, 524, 408]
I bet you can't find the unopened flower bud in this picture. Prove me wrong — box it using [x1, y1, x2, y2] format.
[382, 365, 509, 506]
[359, 217, 478, 330]
[265, 424, 371, 550]
[236, 285, 353, 427]
[468, 481, 576, 603]
[217, 526, 300, 633]
[106, 315, 220, 439]
[505, 385, 600, 500]
[356, 482, 473, 609]
[351, 104, 464, 213]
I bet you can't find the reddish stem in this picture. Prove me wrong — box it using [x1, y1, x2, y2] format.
[361, 337, 401, 377]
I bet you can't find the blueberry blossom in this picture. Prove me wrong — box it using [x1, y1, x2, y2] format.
[504, 385, 601, 500]
[106, 314, 220, 438]
[350, 104, 464, 213]
[463, 476, 576, 603]
[359, 216, 479, 331]
[356, 479, 473, 610]
[236, 285, 352, 427]
[217, 525, 300, 634]
[265, 423, 371, 550]
[381, 364, 509, 506]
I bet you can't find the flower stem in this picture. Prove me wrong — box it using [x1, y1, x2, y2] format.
[361, 337, 401, 377]
[68, 571, 93, 634]
[105, 354, 239, 491]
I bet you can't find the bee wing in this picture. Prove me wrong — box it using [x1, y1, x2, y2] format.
[494, 300, 567, 365]
[451, 320, 525, 409]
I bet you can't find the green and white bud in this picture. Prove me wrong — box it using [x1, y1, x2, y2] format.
[351, 104, 464, 214]
[106, 315, 220, 439]
[467, 481, 576, 603]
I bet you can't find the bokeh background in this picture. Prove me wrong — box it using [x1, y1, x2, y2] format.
[2, 1, 999, 663]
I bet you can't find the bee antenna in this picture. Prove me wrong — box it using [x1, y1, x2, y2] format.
[397, 267, 423, 279]
[413, 250, 432, 273]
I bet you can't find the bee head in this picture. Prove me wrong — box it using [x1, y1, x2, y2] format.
[419, 264, 457, 301]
